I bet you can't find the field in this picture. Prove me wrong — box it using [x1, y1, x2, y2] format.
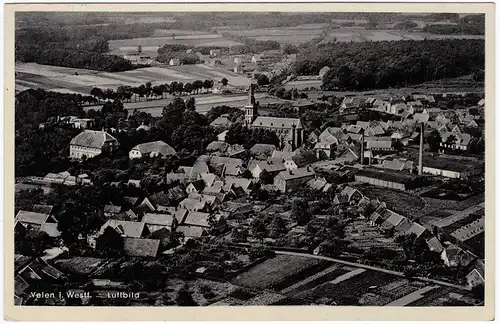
[219, 24, 484, 45]
[15, 62, 251, 96]
[230, 255, 327, 290]
[108, 33, 242, 56]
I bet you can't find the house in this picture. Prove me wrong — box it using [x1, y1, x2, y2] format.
[440, 132, 472, 151]
[136, 123, 150, 131]
[274, 167, 315, 193]
[222, 164, 246, 178]
[223, 178, 253, 194]
[284, 149, 317, 170]
[201, 173, 221, 188]
[379, 158, 415, 173]
[440, 243, 475, 267]
[466, 259, 485, 288]
[210, 116, 233, 129]
[31, 204, 54, 214]
[176, 225, 208, 240]
[314, 135, 339, 159]
[426, 237, 445, 254]
[210, 49, 221, 57]
[179, 198, 207, 212]
[169, 58, 181, 66]
[366, 140, 393, 152]
[206, 141, 230, 154]
[70, 130, 119, 160]
[15, 211, 58, 231]
[182, 211, 211, 228]
[186, 180, 205, 194]
[129, 141, 177, 159]
[249, 160, 286, 179]
[104, 204, 121, 216]
[123, 238, 160, 258]
[142, 213, 180, 233]
[98, 220, 148, 238]
[217, 130, 228, 142]
[333, 186, 363, 205]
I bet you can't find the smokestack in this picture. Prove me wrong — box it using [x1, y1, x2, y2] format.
[291, 124, 296, 151]
[248, 83, 255, 106]
[418, 122, 424, 175]
[360, 133, 365, 165]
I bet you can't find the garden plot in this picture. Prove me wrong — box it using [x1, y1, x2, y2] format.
[281, 264, 350, 296]
[298, 270, 396, 305]
[230, 255, 327, 291]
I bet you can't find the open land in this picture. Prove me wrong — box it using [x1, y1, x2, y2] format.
[15, 63, 251, 95]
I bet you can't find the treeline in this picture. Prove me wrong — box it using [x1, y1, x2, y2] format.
[16, 45, 136, 72]
[423, 14, 484, 35]
[221, 33, 281, 54]
[15, 24, 145, 71]
[293, 39, 484, 91]
[156, 44, 202, 64]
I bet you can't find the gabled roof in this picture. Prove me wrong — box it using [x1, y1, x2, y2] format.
[176, 225, 207, 238]
[407, 222, 427, 238]
[287, 149, 317, 167]
[366, 140, 393, 150]
[131, 141, 176, 156]
[182, 211, 211, 228]
[276, 167, 315, 181]
[99, 220, 145, 238]
[31, 204, 53, 214]
[381, 210, 405, 228]
[426, 237, 445, 253]
[70, 130, 118, 148]
[210, 116, 233, 128]
[251, 116, 302, 129]
[123, 238, 160, 257]
[15, 211, 53, 226]
[206, 141, 230, 152]
[104, 204, 121, 214]
[142, 213, 177, 227]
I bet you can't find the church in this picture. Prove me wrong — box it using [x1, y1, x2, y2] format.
[243, 84, 304, 150]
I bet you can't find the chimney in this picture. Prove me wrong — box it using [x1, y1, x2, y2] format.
[291, 124, 297, 151]
[248, 83, 255, 106]
[418, 122, 424, 175]
[360, 133, 365, 165]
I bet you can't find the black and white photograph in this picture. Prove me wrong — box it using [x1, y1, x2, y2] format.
[8, 4, 492, 318]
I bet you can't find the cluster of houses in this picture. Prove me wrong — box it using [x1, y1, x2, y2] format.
[39, 115, 95, 130]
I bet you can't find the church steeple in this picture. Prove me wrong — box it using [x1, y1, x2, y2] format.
[244, 83, 257, 125]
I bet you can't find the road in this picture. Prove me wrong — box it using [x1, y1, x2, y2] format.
[432, 202, 485, 228]
[274, 250, 471, 291]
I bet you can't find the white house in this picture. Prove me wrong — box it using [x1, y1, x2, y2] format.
[129, 141, 177, 159]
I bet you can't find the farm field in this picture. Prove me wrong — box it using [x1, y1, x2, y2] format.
[230, 254, 327, 290]
[219, 24, 484, 45]
[15, 62, 251, 96]
[323, 27, 484, 43]
[108, 34, 242, 55]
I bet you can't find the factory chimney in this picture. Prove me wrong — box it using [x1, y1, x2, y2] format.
[291, 124, 297, 151]
[418, 122, 424, 175]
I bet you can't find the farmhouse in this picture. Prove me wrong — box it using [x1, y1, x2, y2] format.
[129, 141, 177, 159]
[169, 58, 181, 66]
[69, 130, 119, 160]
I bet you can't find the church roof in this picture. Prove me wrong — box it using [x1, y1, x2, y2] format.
[251, 116, 302, 129]
[70, 130, 118, 148]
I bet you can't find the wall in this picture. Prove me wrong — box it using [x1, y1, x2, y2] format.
[354, 175, 406, 191]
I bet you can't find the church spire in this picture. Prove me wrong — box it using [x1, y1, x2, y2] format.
[248, 83, 255, 106]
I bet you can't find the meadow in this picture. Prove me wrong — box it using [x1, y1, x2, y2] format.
[15, 62, 251, 95]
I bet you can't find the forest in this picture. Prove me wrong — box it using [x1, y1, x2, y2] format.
[15, 24, 141, 71]
[292, 39, 485, 91]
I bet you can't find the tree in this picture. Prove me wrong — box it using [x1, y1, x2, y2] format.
[175, 285, 198, 306]
[248, 245, 275, 261]
[259, 169, 273, 184]
[184, 83, 193, 95]
[230, 228, 248, 243]
[445, 134, 457, 149]
[96, 226, 124, 257]
[291, 199, 311, 226]
[318, 239, 341, 257]
[186, 97, 196, 111]
[269, 216, 287, 238]
[137, 45, 142, 54]
[221, 78, 228, 87]
[257, 74, 270, 86]
[426, 130, 442, 152]
[15, 228, 52, 257]
[282, 43, 298, 55]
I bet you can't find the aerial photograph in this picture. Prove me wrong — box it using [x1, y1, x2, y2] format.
[14, 11, 485, 307]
